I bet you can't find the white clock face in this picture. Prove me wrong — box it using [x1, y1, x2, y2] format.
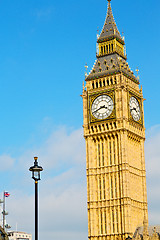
[129, 96, 141, 121]
[91, 95, 114, 120]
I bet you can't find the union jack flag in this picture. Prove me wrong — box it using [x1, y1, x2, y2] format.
[4, 192, 10, 197]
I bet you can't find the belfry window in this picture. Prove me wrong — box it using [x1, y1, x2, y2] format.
[103, 46, 106, 54]
[101, 46, 103, 55]
[106, 45, 108, 53]
[111, 43, 113, 52]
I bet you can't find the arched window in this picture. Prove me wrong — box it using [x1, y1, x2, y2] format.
[106, 45, 108, 53]
[111, 43, 113, 52]
[101, 46, 103, 55]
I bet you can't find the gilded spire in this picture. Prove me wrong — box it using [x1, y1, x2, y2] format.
[98, 0, 124, 44]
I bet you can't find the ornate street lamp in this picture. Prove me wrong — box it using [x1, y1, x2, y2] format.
[29, 157, 43, 240]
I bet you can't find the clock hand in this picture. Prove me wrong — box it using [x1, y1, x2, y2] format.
[93, 105, 107, 114]
[131, 107, 137, 113]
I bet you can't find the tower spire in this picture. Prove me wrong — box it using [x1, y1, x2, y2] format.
[98, 0, 123, 44]
[85, 0, 139, 84]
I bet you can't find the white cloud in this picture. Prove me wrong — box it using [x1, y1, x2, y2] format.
[1, 124, 160, 240]
[3, 126, 88, 240]
[145, 125, 160, 224]
[0, 155, 15, 171]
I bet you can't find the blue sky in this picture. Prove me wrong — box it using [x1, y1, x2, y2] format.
[0, 0, 159, 239]
[0, 0, 159, 150]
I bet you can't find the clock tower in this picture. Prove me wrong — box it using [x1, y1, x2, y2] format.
[82, 1, 148, 240]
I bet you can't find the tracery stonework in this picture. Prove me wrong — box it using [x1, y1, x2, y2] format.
[82, 1, 149, 240]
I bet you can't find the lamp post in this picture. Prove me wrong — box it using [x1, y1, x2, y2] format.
[29, 157, 43, 240]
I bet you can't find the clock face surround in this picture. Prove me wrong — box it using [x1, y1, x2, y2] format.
[129, 96, 141, 122]
[91, 95, 114, 120]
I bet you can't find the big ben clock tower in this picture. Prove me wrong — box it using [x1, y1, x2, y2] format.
[82, 1, 148, 240]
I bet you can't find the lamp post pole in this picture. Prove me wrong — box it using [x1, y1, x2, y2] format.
[29, 157, 43, 240]
[35, 180, 38, 240]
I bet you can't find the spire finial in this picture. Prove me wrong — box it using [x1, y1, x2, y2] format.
[85, 63, 88, 78]
[108, 0, 111, 5]
[108, 0, 111, 8]
[136, 68, 140, 80]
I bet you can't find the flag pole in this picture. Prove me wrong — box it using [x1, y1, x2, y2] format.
[3, 191, 5, 230]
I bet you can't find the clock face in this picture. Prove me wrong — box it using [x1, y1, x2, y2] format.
[129, 96, 141, 121]
[91, 95, 114, 120]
